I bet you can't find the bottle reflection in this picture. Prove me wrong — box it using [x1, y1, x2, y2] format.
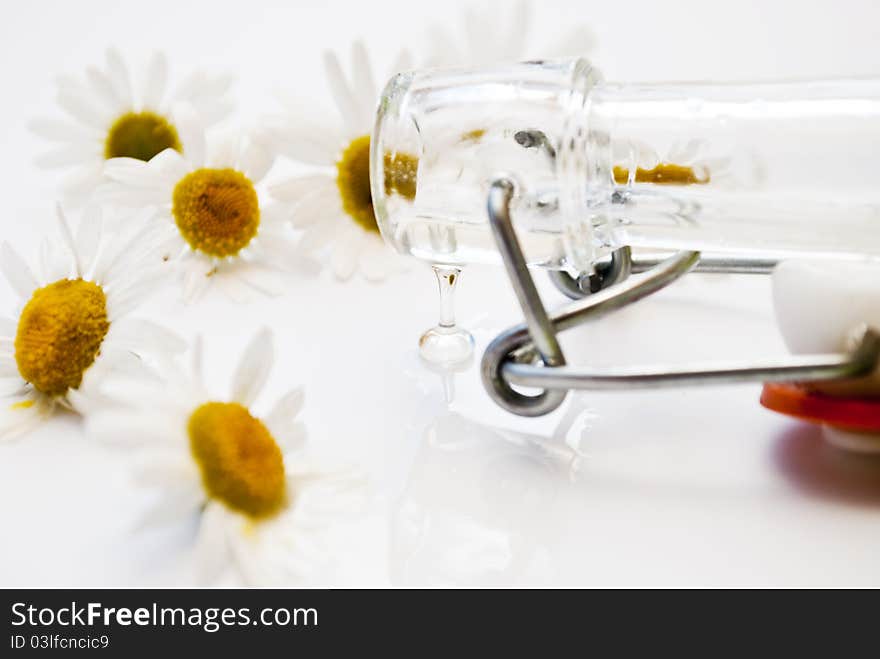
[390, 410, 584, 586]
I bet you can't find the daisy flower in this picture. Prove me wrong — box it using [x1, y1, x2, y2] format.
[85, 329, 369, 586]
[31, 48, 233, 202]
[611, 138, 732, 186]
[264, 42, 412, 281]
[424, 1, 597, 67]
[100, 129, 294, 302]
[0, 205, 181, 439]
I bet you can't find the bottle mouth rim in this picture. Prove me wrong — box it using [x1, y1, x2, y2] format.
[370, 69, 414, 251]
[369, 58, 603, 263]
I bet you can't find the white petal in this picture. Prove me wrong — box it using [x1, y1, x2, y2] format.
[86, 65, 126, 111]
[103, 156, 158, 186]
[289, 183, 340, 228]
[0, 243, 38, 299]
[350, 41, 377, 124]
[668, 138, 705, 164]
[76, 205, 103, 274]
[105, 317, 187, 355]
[702, 157, 733, 175]
[267, 388, 304, 426]
[237, 265, 285, 297]
[181, 258, 213, 304]
[80, 347, 156, 398]
[195, 503, 233, 585]
[94, 213, 167, 282]
[0, 396, 49, 442]
[253, 233, 298, 270]
[230, 327, 273, 406]
[35, 144, 99, 168]
[148, 146, 191, 185]
[263, 116, 342, 166]
[259, 202, 292, 228]
[297, 216, 338, 254]
[141, 51, 168, 110]
[29, 117, 99, 142]
[268, 174, 335, 204]
[360, 242, 394, 282]
[190, 335, 204, 388]
[192, 98, 234, 126]
[173, 70, 233, 104]
[323, 50, 362, 136]
[214, 272, 257, 304]
[54, 204, 81, 276]
[102, 222, 169, 280]
[171, 71, 235, 125]
[207, 131, 240, 168]
[274, 421, 307, 454]
[105, 269, 168, 318]
[95, 182, 166, 208]
[60, 163, 105, 201]
[171, 103, 206, 166]
[105, 48, 134, 108]
[331, 231, 363, 280]
[37, 237, 72, 283]
[57, 87, 108, 129]
[240, 139, 274, 183]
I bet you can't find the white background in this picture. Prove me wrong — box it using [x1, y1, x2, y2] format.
[1, 0, 879, 586]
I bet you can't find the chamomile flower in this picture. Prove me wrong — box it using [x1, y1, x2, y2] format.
[100, 129, 294, 303]
[612, 138, 732, 186]
[425, 1, 597, 67]
[31, 48, 233, 202]
[0, 206, 181, 439]
[86, 329, 369, 586]
[264, 42, 412, 281]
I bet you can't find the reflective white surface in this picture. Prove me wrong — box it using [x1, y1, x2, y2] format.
[2, 0, 880, 587]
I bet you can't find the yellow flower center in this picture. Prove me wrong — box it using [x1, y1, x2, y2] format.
[172, 168, 260, 258]
[104, 111, 182, 161]
[336, 135, 418, 233]
[188, 401, 287, 520]
[14, 279, 110, 397]
[613, 162, 709, 185]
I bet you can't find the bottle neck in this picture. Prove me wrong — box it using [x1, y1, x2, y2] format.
[564, 76, 880, 267]
[373, 60, 880, 269]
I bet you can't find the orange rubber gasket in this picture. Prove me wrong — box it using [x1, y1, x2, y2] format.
[761, 383, 880, 432]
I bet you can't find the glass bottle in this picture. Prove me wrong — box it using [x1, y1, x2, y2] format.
[371, 58, 880, 274]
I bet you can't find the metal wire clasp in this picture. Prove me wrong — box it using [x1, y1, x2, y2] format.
[480, 178, 880, 417]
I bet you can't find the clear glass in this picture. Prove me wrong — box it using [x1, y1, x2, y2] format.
[372, 58, 880, 273]
[418, 264, 474, 366]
